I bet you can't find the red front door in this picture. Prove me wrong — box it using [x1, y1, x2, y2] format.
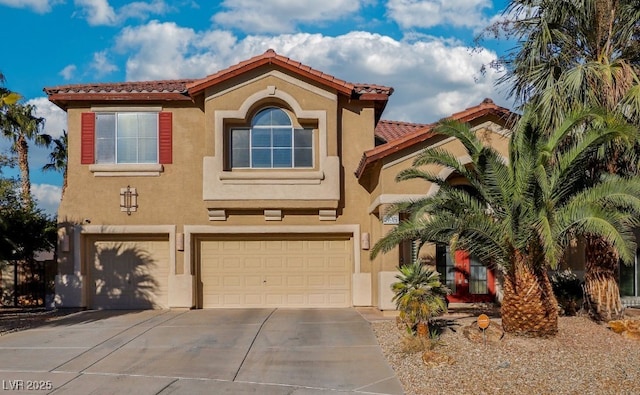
[436, 246, 496, 303]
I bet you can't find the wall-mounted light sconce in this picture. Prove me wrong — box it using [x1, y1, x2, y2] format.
[120, 186, 138, 215]
[361, 232, 370, 250]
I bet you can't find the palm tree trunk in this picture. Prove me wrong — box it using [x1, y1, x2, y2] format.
[17, 135, 32, 209]
[416, 322, 429, 338]
[62, 166, 67, 196]
[583, 234, 623, 321]
[501, 251, 558, 337]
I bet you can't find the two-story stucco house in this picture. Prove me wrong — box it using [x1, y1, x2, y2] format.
[45, 50, 520, 310]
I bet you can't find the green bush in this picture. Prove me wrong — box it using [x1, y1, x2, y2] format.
[550, 269, 583, 315]
[392, 261, 450, 337]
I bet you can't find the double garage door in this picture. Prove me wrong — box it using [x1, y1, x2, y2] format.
[87, 236, 170, 309]
[85, 234, 352, 309]
[198, 234, 352, 308]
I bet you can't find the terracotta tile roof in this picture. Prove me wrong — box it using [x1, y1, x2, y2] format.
[355, 98, 514, 178]
[44, 50, 393, 112]
[44, 79, 196, 95]
[186, 49, 393, 99]
[44, 79, 196, 109]
[375, 119, 429, 143]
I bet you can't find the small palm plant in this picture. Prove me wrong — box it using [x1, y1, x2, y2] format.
[392, 261, 450, 337]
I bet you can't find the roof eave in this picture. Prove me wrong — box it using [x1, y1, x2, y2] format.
[187, 57, 355, 97]
[47, 92, 193, 110]
[355, 128, 435, 179]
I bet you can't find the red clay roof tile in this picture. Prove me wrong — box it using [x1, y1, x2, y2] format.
[186, 49, 393, 98]
[375, 119, 430, 143]
[43, 79, 196, 95]
[45, 50, 393, 110]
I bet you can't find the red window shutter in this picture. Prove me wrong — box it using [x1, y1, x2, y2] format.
[158, 112, 172, 164]
[80, 112, 95, 164]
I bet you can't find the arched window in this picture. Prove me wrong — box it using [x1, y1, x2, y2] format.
[230, 107, 313, 168]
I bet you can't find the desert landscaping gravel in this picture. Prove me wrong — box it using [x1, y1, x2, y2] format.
[372, 311, 640, 395]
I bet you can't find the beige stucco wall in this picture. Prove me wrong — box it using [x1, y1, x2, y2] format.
[366, 120, 511, 307]
[56, 65, 381, 307]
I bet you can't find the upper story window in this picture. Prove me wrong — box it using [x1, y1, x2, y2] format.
[230, 107, 313, 169]
[95, 112, 158, 164]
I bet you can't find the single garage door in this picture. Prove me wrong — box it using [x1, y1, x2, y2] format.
[87, 236, 170, 309]
[199, 234, 352, 308]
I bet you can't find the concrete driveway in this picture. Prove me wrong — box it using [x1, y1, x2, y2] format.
[0, 309, 403, 394]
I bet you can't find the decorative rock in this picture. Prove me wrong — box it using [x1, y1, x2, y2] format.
[497, 361, 510, 369]
[462, 322, 505, 344]
[608, 319, 640, 341]
[422, 350, 455, 367]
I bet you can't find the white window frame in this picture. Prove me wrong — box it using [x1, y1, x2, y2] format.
[229, 107, 314, 169]
[95, 112, 159, 165]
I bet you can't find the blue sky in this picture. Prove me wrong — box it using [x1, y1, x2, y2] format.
[0, 0, 511, 215]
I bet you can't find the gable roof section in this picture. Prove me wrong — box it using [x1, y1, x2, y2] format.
[186, 49, 393, 101]
[44, 50, 393, 113]
[355, 98, 514, 179]
[45, 79, 196, 109]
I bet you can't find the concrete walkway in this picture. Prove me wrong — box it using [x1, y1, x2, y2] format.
[0, 309, 403, 394]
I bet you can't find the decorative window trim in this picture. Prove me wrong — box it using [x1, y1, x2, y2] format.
[81, 111, 172, 167]
[214, 87, 327, 161]
[229, 123, 315, 169]
[89, 163, 163, 177]
[218, 169, 324, 185]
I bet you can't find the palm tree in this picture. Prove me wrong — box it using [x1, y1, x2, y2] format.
[392, 261, 449, 337]
[0, 103, 50, 208]
[0, 72, 20, 107]
[371, 109, 640, 337]
[493, 0, 640, 125]
[486, 0, 640, 320]
[42, 130, 68, 195]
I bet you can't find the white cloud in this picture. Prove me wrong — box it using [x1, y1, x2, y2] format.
[59, 64, 77, 80]
[116, 21, 232, 80]
[89, 51, 118, 77]
[74, 0, 169, 26]
[119, 0, 170, 20]
[386, 0, 492, 30]
[212, 0, 366, 34]
[113, 22, 506, 123]
[0, 0, 58, 14]
[28, 97, 67, 138]
[74, 0, 117, 25]
[32, 183, 62, 216]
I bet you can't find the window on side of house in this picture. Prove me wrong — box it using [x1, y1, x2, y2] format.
[95, 112, 158, 164]
[436, 244, 456, 293]
[229, 107, 313, 169]
[469, 255, 488, 294]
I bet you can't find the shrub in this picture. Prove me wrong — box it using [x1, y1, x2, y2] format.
[550, 269, 583, 315]
[392, 261, 450, 337]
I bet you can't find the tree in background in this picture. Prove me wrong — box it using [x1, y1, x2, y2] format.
[0, 72, 20, 107]
[0, 74, 56, 306]
[0, 103, 50, 209]
[372, 110, 640, 337]
[43, 130, 68, 195]
[484, 0, 640, 320]
[0, 154, 56, 306]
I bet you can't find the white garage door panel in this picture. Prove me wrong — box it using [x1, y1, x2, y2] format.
[89, 238, 169, 309]
[200, 237, 352, 308]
